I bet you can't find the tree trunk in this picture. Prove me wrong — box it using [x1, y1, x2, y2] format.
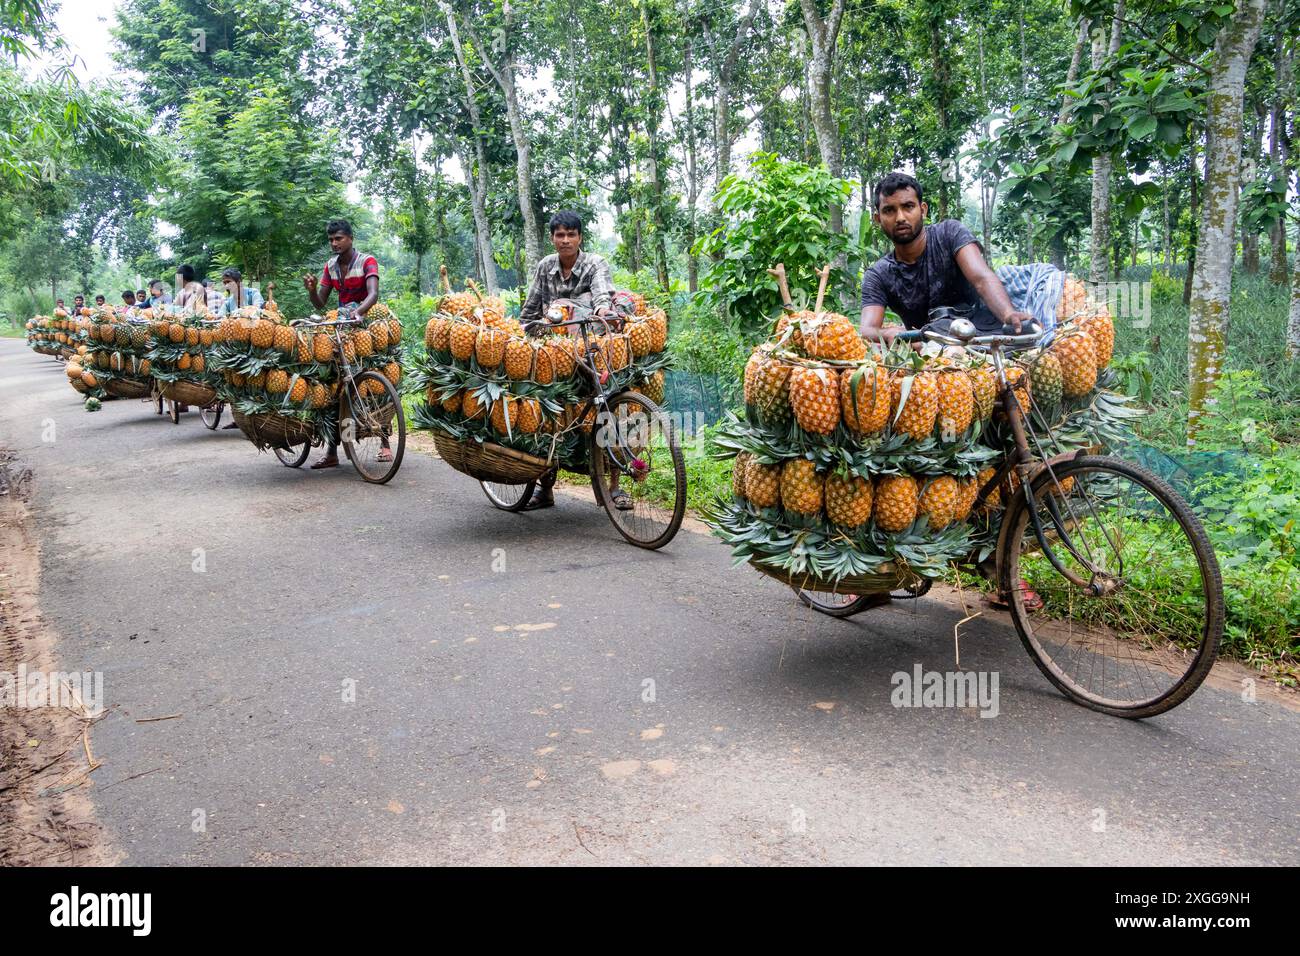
[1183, 150, 1199, 306]
[799, 0, 848, 287]
[1186, 0, 1267, 446]
[447, 13, 499, 294]
[1287, 219, 1300, 358]
[1242, 98, 1264, 273]
[459, 4, 541, 281]
[1089, 4, 1125, 286]
[1058, 18, 1091, 125]
[640, 4, 670, 292]
[706, 0, 759, 193]
[683, 17, 700, 293]
[1268, 29, 1292, 285]
[1162, 167, 1172, 271]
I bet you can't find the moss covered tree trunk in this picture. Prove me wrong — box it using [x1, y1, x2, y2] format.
[1089, 6, 1124, 285]
[1186, 0, 1268, 446]
[1288, 220, 1300, 359]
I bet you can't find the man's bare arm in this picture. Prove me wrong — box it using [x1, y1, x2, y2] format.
[955, 244, 1032, 332]
[859, 304, 900, 343]
[355, 274, 379, 316]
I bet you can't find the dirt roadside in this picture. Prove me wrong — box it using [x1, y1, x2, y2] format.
[0, 450, 118, 866]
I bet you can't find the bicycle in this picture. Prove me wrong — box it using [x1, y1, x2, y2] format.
[480, 312, 686, 550]
[795, 318, 1224, 718]
[264, 315, 406, 483]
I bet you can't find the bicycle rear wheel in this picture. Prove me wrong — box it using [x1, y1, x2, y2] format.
[590, 391, 685, 550]
[274, 443, 310, 467]
[482, 480, 536, 511]
[1002, 455, 1223, 718]
[201, 402, 223, 430]
[341, 371, 405, 484]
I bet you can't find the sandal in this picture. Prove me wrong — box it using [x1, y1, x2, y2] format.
[376, 448, 393, 462]
[310, 456, 339, 470]
[988, 578, 1045, 612]
[611, 489, 634, 511]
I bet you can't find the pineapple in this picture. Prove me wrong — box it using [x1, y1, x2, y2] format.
[934, 368, 975, 440]
[462, 389, 487, 420]
[476, 327, 507, 369]
[917, 475, 959, 530]
[732, 452, 751, 499]
[968, 361, 998, 420]
[840, 363, 891, 435]
[954, 476, 979, 522]
[138, 359, 151, 376]
[533, 344, 556, 385]
[312, 333, 334, 363]
[130, 326, 148, 350]
[273, 324, 296, 354]
[490, 395, 518, 435]
[641, 370, 665, 405]
[646, 309, 668, 351]
[743, 351, 763, 405]
[295, 332, 312, 363]
[890, 369, 938, 441]
[1052, 330, 1097, 398]
[1001, 366, 1033, 417]
[974, 466, 1001, 512]
[381, 362, 401, 386]
[266, 369, 289, 394]
[168, 323, 185, 344]
[1028, 351, 1063, 411]
[802, 312, 868, 361]
[780, 459, 824, 517]
[873, 475, 919, 532]
[754, 357, 792, 429]
[628, 319, 653, 358]
[309, 382, 330, 409]
[549, 337, 577, 378]
[1057, 275, 1090, 321]
[424, 317, 445, 351]
[341, 336, 357, 363]
[788, 365, 840, 434]
[824, 472, 873, 528]
[449, 320, 477, 361]
[387, 318, 403, 347]
[191, 353, 205, 374]
[516, 398, 542, 434]
[1080, 310, 1115, 369]
[440, 288, 477, 318]
[369, 320, 389, 351]
[607, 333, 630, 370]
[439, 389, 461, 412]
[504, 339, 533, 380]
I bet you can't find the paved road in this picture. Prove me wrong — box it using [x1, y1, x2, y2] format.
[2, 338, 1297, 866]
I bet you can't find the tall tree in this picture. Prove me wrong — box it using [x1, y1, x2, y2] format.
[1186, 0, 1268, 444]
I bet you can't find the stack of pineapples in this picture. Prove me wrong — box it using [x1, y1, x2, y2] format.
[709, 271, 1131, 589]
[65, 305, 153, 402]
[409, 276, 671, 468]
[144, 308, 226, 399]
[208, 302, 404, 441]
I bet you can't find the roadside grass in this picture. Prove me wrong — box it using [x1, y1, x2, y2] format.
[0, 325, 27, 339]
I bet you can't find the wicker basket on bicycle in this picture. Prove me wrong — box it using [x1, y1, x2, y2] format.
[231, 407, 316, 447]
[71, 306, 154, 403]
[408, 279, 671, 484]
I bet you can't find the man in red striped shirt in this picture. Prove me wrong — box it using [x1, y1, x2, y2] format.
[302, 219, 387, 470]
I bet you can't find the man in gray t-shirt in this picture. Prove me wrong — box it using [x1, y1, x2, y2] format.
[860, 172, 1032, 342]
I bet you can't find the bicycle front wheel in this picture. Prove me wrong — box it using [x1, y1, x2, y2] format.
[341, 371, 405, 484]
[201, 402, 223, 430]
[1002, 455, 1223, 718]
[590, 391, 685, 550]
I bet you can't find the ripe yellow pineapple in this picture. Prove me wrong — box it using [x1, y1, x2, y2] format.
[917, 475, 959, 530]
[974, 466, 1001, 512]
[934, 369, 975, 439]
[641, 370, 665, 405]
[449, 320, 477, 360]
[312, 333, 334, 363]
[423, 317, 446, 352]
[462, 389, 487, 420]
[341, 336, 357, 363]
[840, 363, 891, 434]
[607, 333, 631, 370]
[354, 328, 374, 357]
[191, 353, 205, 374]
[803, 313, 868, 361]
[295, 332, 312, 363]
[743, 350, 764, 405]
[504, 339, 532, 380]
[533, 343, 556, 384]
[369, 320, 389, 352]
[874, 475, 919, 532]
[1080, 310, 1114, 369]
[549, 337, 577, 377]
[781, 459, 824, 517]
[490, 395, 518, 434]
[733, 452, 751, 500]
[1057, 275, 1090, 321]
[890, 370, 938, 441]
[476, 326, 507, 369]
[628, 319, 653, 357]
[309, 381, 330, 409]
[1052, 330, 1097, 397]
[272, 324, 296, 354]
[825, 472, 873, 528]
[788, 365, 840, 434]
[266, 369, 289, 393]
[250, 320, 273, 348]
[168, 322, 186, 343]
[646, 309, 668, 351]
[516, 398, 542, 434]
[382, 362, 401, 386]
[954, 476, 979, 522]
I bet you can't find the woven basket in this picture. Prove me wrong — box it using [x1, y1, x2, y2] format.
[750, 559, 921, 596]
[103, 377, 151, 400]
[160, 379, 217, 407]
[232, 408, 315, 448]
[432, 433, 553, 483]
[71, 379, 88, 394]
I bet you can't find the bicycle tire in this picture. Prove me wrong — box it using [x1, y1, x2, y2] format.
[793, 587, 885, 617]
[341, 371, 405, 484]
[274, 443, 310, 468]
[482, 480, 537, 512]
[589, 391, 685, 550]
[1001, 454, 1223, 718]
[201, 402, 223, 430]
